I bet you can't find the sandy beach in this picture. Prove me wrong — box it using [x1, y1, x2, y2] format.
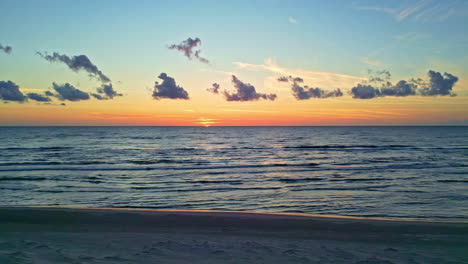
[0, 207, 466, 263]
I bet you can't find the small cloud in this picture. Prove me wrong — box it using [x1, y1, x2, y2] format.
[207, 83, 221, 94]
[96, 83, 122, 99]
[0, 80, 26, 102]
[361, 57, 386, 67]
[44, 91, 54, 96]
[222, 75, 277, 102]
[152, 73, 190, 100]
[278, 76, 343, 99]
[420, 70, 458, 96]
[288, 17, 297, 24]
[0, 43, 12, 54]
[168, 37, 209, 64]
[52, 82, 90, 101]
[351, 84, 382, 99]
[37, 52, 111, 82]
[27, 92, 52, 102]
[91, 93, 107, 100]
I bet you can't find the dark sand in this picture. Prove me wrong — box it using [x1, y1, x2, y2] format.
[0, 207, 467, 263]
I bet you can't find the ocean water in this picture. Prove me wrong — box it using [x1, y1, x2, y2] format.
[0, 126, 466, 221]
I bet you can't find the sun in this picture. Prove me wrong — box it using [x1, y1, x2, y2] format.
[196, 117, 217, 127]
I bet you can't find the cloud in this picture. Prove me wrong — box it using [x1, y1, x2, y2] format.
[152, 73, 189, 100]
[292, 85, 343, 100]
[420, 70, 458, 96]
[0, 80, 26, 102]
[358, 1, 466, 22]
[222, 75, 277, 101]
[350, 70, 458, 99]
[207, 83, 221, 94]
[233, 58, 365, 89]
[27, 93, 52, 102]
[381, 80, 416, 97]
[168, 37, 209, 63]
[37, 52, 111, 82]
[44, 91, 54, 96]
[361, 57, 386, 67]
[288, 17, 297, 24]
[278, 76, 343, 99]
[91, 93, 106, 100]
[351, 84, 382, 99]
[52, 82, 90, 101]
[0, 44, 12, 54]
[96, 83, 122, 99]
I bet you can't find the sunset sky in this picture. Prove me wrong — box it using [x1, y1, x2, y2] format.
[1, 0, 467, 126]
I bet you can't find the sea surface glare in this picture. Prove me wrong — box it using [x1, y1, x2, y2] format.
[0, 126, 466, 221]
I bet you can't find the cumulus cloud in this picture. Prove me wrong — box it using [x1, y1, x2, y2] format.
[381, 80, 416, 97]
[152, 73, 189, 100]
[27, 93, 52, 102]
[223, 75, 277, 101]
[168, 37, 209, 63]
[37, 52, 111, 82]
[0, 80, 25, 102]
[0, 44, 12, 54]
[420, 70, 458, 96]
[52, 82, 90, 101]
[96, 83, 122, 99]
[351, 84, 381, 99]
[350, 70, 458, 99]
[207, 83, 221, 94]
[278, 75, 343, 99]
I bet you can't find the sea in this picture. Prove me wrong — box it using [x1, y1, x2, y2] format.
[0, 126, 466, 221]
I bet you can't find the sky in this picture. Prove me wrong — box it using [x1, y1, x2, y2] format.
[0, 0, 467, 126]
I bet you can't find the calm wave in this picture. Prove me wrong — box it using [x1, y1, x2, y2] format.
[0, 126, 466, 221]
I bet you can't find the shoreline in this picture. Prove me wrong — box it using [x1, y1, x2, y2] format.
[1, 207, 467, 263]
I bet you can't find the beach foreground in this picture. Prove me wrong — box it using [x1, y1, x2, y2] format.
[0, 208, 467, 263]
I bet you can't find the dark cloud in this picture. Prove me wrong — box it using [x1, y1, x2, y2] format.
[97, 83, 122, 99]
[27, 93, 51, 102]
[223, 75, 277, 101]
[168, 37, 209, 63]
[52, 82, 90, 101]
[277, 76, 304, 83]
[351, 84, 381, 99]
[0, 44, 12, 54]
[152, 73, 189, 100]
[207, 83, 221, 94]
[292, 83, 343, 100]
[91, 93, 107, 100]
[381, 80, 416, 97]
[420, 71, 458, 96]
[0, 80, 26, 102]
[37, 52, 111, 82]
[278, 76, 342, 100]
[351, 70, 458, 99]
[44, 91, 54, 96]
